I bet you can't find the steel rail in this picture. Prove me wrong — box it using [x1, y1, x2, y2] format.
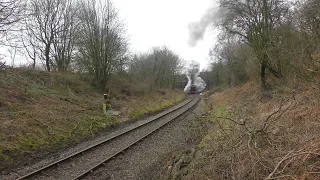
[73, 95, 200, 180]
[16, 95, 197, 180]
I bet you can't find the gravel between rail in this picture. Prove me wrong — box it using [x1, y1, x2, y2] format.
[1, 95, 199, 180]
[83, 97, 204, 180]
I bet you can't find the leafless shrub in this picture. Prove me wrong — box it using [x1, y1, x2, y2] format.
[23, 0, 79, 72]
[266, 150, 320, 180]
[191, 89, 320, 179]
[76, 0, 129, 89]
[129, 46, 184, 91]
[0, 61, 6, 70]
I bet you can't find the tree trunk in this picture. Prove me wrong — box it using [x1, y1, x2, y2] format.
[32, 52, 36, 69]
[260, 61, 267, 90]
[45, 44, 51, 72]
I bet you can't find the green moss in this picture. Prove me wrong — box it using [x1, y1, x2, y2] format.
[213, 105, 228, 116]
[54, 133, 70, 143]
[208, 105, 229, 124]
[127, 109, 147, 119]
[73, 116, 120, 136]
[173, 95, 184, 103]
[198, 134, 213, 149]
[4, 115, 120, 158]
[80, 104, 89, 108]
[198, 105, 231, 150]
[126, 97, 184, 119]
[0, 150, 9, 161]
[18, 133, 49, 150]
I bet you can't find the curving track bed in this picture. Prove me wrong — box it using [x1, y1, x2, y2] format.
[15, 95, 201, 180]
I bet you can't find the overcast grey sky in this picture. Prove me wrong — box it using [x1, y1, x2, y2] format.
[113, 0, 219, 70]
[1, 0, 219, 70]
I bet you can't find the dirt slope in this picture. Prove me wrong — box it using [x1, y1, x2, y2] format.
[174, 77, 320, 179]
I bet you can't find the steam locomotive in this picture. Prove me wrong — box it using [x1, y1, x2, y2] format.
[189, 84, 197, 94]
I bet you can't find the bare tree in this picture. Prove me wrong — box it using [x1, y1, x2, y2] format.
[295, 0, 320, 60]
[219, 0, 291, 90]
[0, 0, 24, 62]
[21, 32, 39, 69]
[213, 38, 249, 87]
[298, 0, 320, 41]
[52, 0, 79, 72]
[76, 0, 128, 89]
[129, 46, 183, 90]
[24, 0, 77, 72]
[0, 0, 24, 36]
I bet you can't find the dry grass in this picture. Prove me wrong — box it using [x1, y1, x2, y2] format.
[0, 68, 185, 169]
[184, 75, 320, 180]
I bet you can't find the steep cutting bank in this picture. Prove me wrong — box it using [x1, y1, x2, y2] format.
[0, 68, 185, 171]
[155, 75, 320, 180]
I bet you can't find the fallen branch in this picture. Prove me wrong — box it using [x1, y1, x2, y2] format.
[266, 174, 297, 180]
[265, 151, 320, 180]
[213, 116, 251, 134]
[171, 154, 186, 180]
[263, 99, 293, 131]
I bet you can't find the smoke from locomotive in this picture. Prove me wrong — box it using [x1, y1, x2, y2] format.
[184, 61, 206, 94]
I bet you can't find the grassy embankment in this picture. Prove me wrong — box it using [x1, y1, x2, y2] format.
[154, 74, 320, 180]
[184, 75, 320, 179]
[0, 68, 185, 169]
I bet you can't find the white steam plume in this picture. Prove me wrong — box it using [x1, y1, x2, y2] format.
[187, 4, 220, 47]
[184, 61, 206, 93]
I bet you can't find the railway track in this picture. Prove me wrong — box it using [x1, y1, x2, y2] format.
[15, 95, 200, 180]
